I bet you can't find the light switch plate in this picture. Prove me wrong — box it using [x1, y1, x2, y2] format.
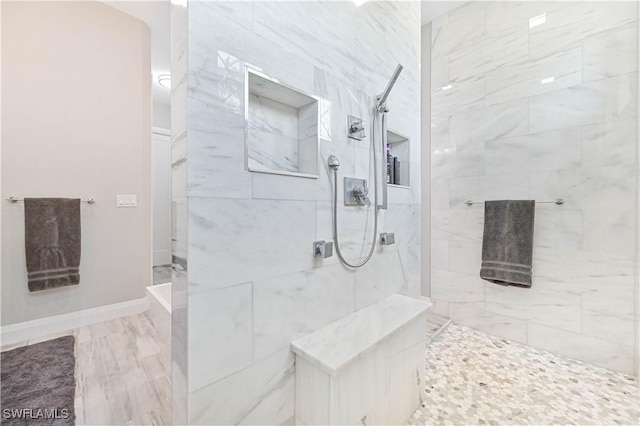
[116, 195, 137, 207]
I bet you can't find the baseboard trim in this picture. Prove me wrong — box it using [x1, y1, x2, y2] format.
[1, 297, 149, 346]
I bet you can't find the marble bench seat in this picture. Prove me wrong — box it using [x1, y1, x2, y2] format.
[291, 294, 431, 425]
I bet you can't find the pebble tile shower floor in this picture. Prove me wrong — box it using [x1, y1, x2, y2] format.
[410, 324, 639, 426]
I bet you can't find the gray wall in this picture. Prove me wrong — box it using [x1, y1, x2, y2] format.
[171, 1, 421, 423]
[1, 1, 152, 325]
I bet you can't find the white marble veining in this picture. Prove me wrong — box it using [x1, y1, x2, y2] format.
[188, 197, 316, 294]
[529, 72, 637, 134]
[448, 98, 529, 146]
[294, 295, 428, 425]
[431, 2, 486, 60]
[431, 1, 638, 375]
[252, 264, 355, 362]
[448, 304, 528, 344]
[582, 119, 637, 168]
[583, 23, 638, 83]
[176, 0, 422, 423]
[485, 283, 582, 333]
[529, 166, 637, 211]
[485, 47, 582, 106]
[449, 25, 528, 84]
[170, 2, 188, 423]
[190, 349, 295, 425]
[484, 127, 582, 174]
[354, 250, 411, 310]
[431, 77, 485, 117]
[295, 357, 330, 425]
[527, 322, 635, 374]
[246, 70, 319, 176]
[188, 284, 253, 393]
[484, 1, 567, 40]
[291, 294, 430, 374]
[447, 173, 530, 207]
[528, 1, 638, 60]
[248, 94, 301, 173]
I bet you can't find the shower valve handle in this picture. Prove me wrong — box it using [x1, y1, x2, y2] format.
[352, 185, 371, 206]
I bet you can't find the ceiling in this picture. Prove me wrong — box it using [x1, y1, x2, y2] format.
[102, 1, 171, 105]
[422, 1, 467, 25]
[99, 0, 466, 105]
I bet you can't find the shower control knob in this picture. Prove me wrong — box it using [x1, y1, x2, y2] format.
[347, 115, 367, 140]
[380, 232, 395, 245]
[352, 185, 367, 198]
[313, 240, 334, 258]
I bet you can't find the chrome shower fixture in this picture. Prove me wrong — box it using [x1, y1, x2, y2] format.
[328, 155, 340, 169]
[375, 64, 404, 112]
[327, 63, 404, 269]
[347, 115, 367, 140]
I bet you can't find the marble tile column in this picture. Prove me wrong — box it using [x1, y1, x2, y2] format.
[171, 1, 422, 423]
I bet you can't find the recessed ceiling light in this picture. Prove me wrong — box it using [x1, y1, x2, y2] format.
[529, 13, 546, 28]
[441, 84, 452, 91]
[158, 74, 171, 89]
[541, 76, 555, 84]
[353, 0, 369, 6]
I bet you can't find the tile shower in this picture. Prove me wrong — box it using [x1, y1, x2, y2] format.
[170, 1, 421, 424]
[429, 1, 638, 375]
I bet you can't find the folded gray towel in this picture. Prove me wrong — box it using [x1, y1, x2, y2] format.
[24, 198, 81, 292]
[479, 200, 535, 288]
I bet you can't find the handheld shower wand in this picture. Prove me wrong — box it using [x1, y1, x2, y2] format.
[375, 64, 403, 112]
[329, 64, 404, 269]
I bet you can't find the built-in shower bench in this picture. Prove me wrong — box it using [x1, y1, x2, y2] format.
[291, 294, 431, 425]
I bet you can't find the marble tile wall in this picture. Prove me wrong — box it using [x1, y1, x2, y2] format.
[172, 1, 421, 423]
[170, 1, 188, 425]
[430, 1, 638, 375]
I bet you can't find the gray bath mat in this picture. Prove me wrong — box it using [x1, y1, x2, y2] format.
[1, 336, 76, 425]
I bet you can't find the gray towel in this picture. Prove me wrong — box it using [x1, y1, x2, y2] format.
[479, 200, 535, 288]
[24, 198, 81, 292]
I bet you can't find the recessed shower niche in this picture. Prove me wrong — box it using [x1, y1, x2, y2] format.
[386, 129, 410, 187]
[245, 68, 319, 178]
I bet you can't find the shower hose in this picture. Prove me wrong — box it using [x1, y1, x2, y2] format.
[331, 112, 381, 268]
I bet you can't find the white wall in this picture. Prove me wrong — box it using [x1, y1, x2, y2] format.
[429, 1, 638, 375]
[1, 1, 152, 325]
[172, 1, 421, 423]
[153, 101, 171, 129]
[152, 130, 171, 266]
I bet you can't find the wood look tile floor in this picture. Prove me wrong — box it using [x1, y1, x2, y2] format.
[1, 313, 171, 425]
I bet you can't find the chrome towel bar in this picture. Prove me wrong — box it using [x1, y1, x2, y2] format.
[464, 199, 564, 206]
[6, 196, 95, 204]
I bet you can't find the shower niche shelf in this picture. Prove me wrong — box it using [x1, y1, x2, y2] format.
[386, 129, 410, 188]
[245, 67, 319, 179]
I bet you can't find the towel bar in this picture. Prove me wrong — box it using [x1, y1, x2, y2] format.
[464, 199, 564, 206]
[6, 196, 95, 204]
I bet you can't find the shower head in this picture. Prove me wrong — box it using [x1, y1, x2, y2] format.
[375, 64, 403, 112]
